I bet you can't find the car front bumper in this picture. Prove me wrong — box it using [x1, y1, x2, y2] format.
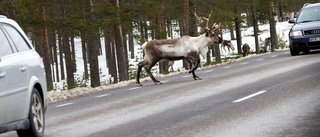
[289, 35, 320, 50]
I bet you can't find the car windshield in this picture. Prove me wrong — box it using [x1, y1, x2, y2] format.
[296, 7, 320, 23]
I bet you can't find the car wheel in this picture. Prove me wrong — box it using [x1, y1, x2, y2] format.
[17, 88, 45, 137]
[290, 47, 300, 56]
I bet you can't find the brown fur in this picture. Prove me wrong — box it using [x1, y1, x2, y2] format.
[221, 40, 235, 52]
[264, 37, 271, 52]
[136, 33, 222, 86]
[242, 43, 251, 57]
[144, 39, 181, 59]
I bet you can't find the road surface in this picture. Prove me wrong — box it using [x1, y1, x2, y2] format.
[1, 50, 320, 137]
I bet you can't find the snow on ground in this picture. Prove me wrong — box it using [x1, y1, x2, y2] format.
[47, 21, 293, 104]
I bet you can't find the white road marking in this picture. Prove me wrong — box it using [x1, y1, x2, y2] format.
[161, 80, 168, 83]
[56, 102, 74, 108]
[257, 59, 264, 61]
[95, 94, 110, 98]
[128, 87, 141, 91]
[224, 66, 231, 69]
[241, 62, 249, 65]
[182, 75, 191, 78]
[233, 90, 267, 103]
[271, 55, 278, 58]
[203, 70, 214, 73]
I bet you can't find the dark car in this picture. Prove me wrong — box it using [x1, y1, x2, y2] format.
[288, 3, 320, 56]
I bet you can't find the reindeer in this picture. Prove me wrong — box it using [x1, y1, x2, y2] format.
[136, 12, 223, 86]
[167, 61, 174, 72]
[242, 43, 250, 57]
[264, 37, 271, 52]
[221, 40, 235, 52]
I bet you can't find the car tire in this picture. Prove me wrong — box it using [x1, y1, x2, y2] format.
[17, 88, 45, 137]
[290, 47, 300, 56]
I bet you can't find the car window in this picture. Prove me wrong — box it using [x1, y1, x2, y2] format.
[0, 27, 13, 57]
[296, 7, 320, 23]
[2, 24, 31, 52]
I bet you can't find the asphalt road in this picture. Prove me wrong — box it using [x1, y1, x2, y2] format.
[2, 50, 320, 137]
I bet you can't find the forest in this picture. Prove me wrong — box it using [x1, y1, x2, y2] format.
[0, 0, 315, 91]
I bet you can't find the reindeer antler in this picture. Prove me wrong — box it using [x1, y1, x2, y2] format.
[210, 23, 221, 31]
[194, 12, 207, 28]
[194, 11, 214, 31]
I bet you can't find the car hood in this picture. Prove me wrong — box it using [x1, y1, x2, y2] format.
[291, 21, 320, 31]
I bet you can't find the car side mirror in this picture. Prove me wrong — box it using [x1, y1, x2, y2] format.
[288, 19, 295, 24]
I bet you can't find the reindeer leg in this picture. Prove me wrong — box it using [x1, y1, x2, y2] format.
[136, 61, 147, 86]
[184, 59, 192, 70]
[223, 46, 227, 52]
[188, 55, 201, 80]
[145, 62, 162, 85]
[192, 58, 201, 80]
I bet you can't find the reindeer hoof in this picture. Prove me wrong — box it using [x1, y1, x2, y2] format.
[136, 82, 143, 86]
[154, 81, 163, 85]
[194, 76, 202, 80]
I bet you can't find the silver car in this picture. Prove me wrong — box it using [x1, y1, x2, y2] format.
[0, 15, 47, 137]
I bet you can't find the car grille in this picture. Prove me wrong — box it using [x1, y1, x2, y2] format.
[304, 29, 320, 35]
[307, 41, 320, 47]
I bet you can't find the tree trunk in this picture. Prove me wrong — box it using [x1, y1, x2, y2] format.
[62, 34, 75, 89]
[86, 0, 101, 87]
[214, 44, 222, 63]
[123, 32, 129, 64]
[60, 0, 75, 89]
[227, 21, 235, 40]
[86, 32, 101, 87]
[183, 0, 190, 69]
[104, 29, 118, 83]
[128, 27, 134, 59]
[269, 1, 278, 51]
[58, 31, 65, 80]
[139, 15, 145, 45]
[278, 0, 284, 22]
[156, 0, 168, 74]
[252, 4, 260, 54]
[81, 33, 89, 80]
[53, 32, 60, 82]
[34, 3, 53, 90]
[215, 28, 222, 63]
[206, 50, 211, 64]
[234, 4, 242, 55]
[70, 35, 76, 73]
[184, 0, 189, 36]
[143, 16, 149, 42]
[166, 17, 173, 39]
[48, 28, 58, 82]
[188, 1, 197, 37]
[112, 0, 129, 82]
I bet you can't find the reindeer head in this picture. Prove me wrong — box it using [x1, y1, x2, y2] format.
[194, 12, 223, 44]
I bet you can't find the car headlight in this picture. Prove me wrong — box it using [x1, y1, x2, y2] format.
[290, 31, 302, 37]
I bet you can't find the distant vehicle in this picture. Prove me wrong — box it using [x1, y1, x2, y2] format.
[0, 15, 47, 137]
[288, 3, 320, 56]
